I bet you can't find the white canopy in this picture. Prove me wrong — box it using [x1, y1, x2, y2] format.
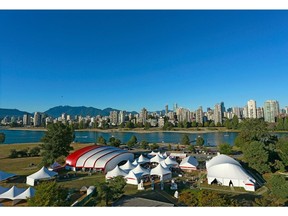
[125, 170, 143, 185]
[26, 166, 58, 186]
[206, 154, 240, 169]
[148, 151, 158, 157]
[105, 165, 128, 179]
[179, 156, 199, 170]
[48, 161, 62, 171]
[150, 154, 165, 164]
[132, 159, 138, 166]
[164, 157, 179, 167]
[119, 160, 136, 172]
[0, 186, 9, 194]
[137, 154, 150, 164]
[0, 186, 26, 201]
[12, 187, 35, 205]
[150, 164, 172, 181]
[157, 152, 166, 159]
[160, 161, 169, 169]
[0, 170, 16, 181]
[132, 164, 150, 176]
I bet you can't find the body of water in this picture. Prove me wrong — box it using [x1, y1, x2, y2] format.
[1, 129, 288, 146]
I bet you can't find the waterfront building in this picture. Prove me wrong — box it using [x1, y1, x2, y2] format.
[196, 106, 203, 124]
[118, 110, 126, 125]
[158, 117, 165, 128]
[256, 107, 264, 119]
[139, 108, 148, 124]
[23, 114, 31, 126]
[110, 111, 118, 126]
[165, 105, 168, 116]
[176, 107, 191, 122]
[242, 105, 248, 118]
[33, 112, 42, 127]
[214, 103, 222, 125]
[264, 100, 280, 123]
[232, 107, 241, 119]
[247, 100, 257, 118]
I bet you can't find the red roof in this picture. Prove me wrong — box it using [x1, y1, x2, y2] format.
[66, 145, 100, 167]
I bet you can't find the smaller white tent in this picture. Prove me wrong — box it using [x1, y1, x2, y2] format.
[26, 166, 58, 186]
[105, 165, 128, 179]
[0, 186, 26, 202]
[87, 186, 95, 196]
[150, 164, 172, 181]
[132, 164, 150, 177]
[164, 157, 179, 168]
[125, 170, 143, 185]
[160, 161, 170, 169]
[0, 186, 9, 195]
[0, 170, 16, 181]
[132, 159, 138, 166]
[157, 152, 166, 159]
[150, 154, 165, 164]
[119, 160, 136, 172]
[137, 154, 150, 164]
[148, 151, 158, 158]
[12, 187, 35, 205]
[48, 162, 62, 171]
[179, 156, 198, 171]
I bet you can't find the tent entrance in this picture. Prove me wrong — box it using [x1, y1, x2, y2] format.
[229, 180, 233, 187]
[211, 178, 218, 185]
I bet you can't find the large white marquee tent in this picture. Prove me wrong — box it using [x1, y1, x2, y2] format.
[206, 154, 256, 191]
[150, 154, 165, 164]
[26, 166, 58, 186]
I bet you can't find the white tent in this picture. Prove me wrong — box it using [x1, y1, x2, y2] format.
[0, 186, 26, 202]
[125, 170, 143, 185]
[132, 164, 150, 176]
[150, 154, 165, 164]
[150, 163, 172, 181]
[0, 186, 9, 194]
[164, 157, 179, 168]
[0, 170, 16, 181]
[206, 154, 256, 191]
[132, 159, 138, 166]
[119, 160, 136, 172]
[26, 166, 58, 186]
[12, 187, 35, 205]
[179, 156, 198, 171]
[48, 161, 62, 171]
[105, 165, 128, 179]
[160, 161, 169, 169]
[148, 151, 158, 158]
[87, 186, 95, 196]
[157, 152, 166, 159]
[137, 154, 150, 164]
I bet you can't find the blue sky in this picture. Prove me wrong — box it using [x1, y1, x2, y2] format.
[1, 10, 288, 113]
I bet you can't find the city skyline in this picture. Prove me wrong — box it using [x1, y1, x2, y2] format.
[1, 10, 288, 113]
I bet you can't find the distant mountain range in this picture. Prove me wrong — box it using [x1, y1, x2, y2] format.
[0, 106, 139, 118]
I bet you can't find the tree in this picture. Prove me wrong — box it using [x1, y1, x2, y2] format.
[127, 135, 137, 148]
[168, 143, 172, 151]
[150, 143, 159, 150]
[242, 141, 271, 174]
[196, 136, 204, 146]
[109, 137, 121, 147]
[144, 122, 151, 130]
[268, 174, 288, 199]
[204, 122, 210, 127]
[0, 132, 5, 143]
[276, 136, 288, 167]
[218, 143, 232, 155]
[28, 181, 68, 206]
[209, 121, 215, 127]
[40, 122, 74, 166]
[181, 134, 190, 145]
[96, 176, 126, 206]
[140, 140, 149, 149]
[29, 146, 41, 157]
[231, 115, 239, 129]
[191, 121, 197, 127]
[97, 136, 106, 145]
[125, 121, 134, 129]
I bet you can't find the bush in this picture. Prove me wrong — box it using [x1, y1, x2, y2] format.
[29, 147, 41, 157]
[9, 149, 18, 158]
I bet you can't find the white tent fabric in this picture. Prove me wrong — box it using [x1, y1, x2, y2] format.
[0, 186, 9, 194]
[206, 154, 256, 191]
[137, 154, 150, 164]
[105, 165, 128, 179]
[148, 151, 158, 158]
[26, 166, 58, 186]
[87, 186, 95, 195]
[132, 164, 150, 176]
[150, 154, 165, 164]
[0, 186, 26, 201]
[0, 170, 16, 181]
[48, 161, 62, 171]
[150, 163, 172, 181]
[132, 159, 138, 166]
[157, 152, 166, 159]
[12, 187, 35, 205]
[160, 161, 170, 169]
[179, 156, 198, 171]
[119, 160, 136, 172]
[125, 170, 143, 185]
[164, 157, 179, 167]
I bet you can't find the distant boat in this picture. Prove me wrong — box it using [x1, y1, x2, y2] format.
[76, 135, 88, 138]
